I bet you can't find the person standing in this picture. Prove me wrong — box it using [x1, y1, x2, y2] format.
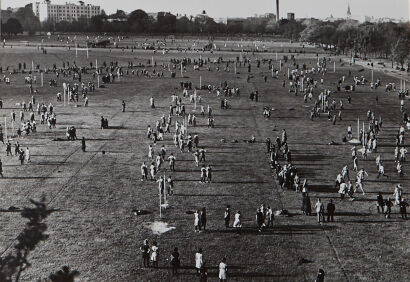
[122, 100, 126, 112]
[376, 192, 385, 213]
[315, 269, 325, 282]
[218, 257, 228, 282]
[18, 149, 25, 165]
[315, 198, 324, 223]
[326, 200, 335, 222]
[168, 153, 176, 171]
[224, 206, 230, 228]
[200, 207, 207, 231]
[140, 239, 150, 268]
[170, 247, 180, 275]
[233, 211, 242, 229]
[384, 198, 393, 219]
[141, 162, 148, 181]
[81, 137, 86, 152]
[393, 184, 403, 205]
[195, 248, 204, 275]
[0, 158, 3, 177]
[399, 198, 408, 220]
[150, 241, 159, 268]
[25, 147, 31, 163]
[6, 142, 12, 156]
[194, 210, 201, 232]
[206, 165, 212, 182]
[256, 208, 264, 232]
[200, 166, 206, 183]
[266, 206, 274, 228]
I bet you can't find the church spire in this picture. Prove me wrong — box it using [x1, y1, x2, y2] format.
[347, 3, 351, 18]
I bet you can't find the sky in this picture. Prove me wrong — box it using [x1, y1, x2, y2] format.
[2, 0, 409, 21]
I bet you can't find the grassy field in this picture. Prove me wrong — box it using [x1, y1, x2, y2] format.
[0, 38, 409, 281]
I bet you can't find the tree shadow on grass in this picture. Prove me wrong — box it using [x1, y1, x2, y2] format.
[309, 185, 335, 193]
[175, 179, 267, 184]
[206, 224, 337, 235]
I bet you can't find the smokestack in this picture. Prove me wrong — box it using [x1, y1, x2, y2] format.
[276, 0, 280, 22]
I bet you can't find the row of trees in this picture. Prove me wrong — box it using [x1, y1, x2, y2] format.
[1, 18, 23, 36]
[1, 6, 408, 66]
[39, 9, 305, 39]
[300, 20, 409, 67]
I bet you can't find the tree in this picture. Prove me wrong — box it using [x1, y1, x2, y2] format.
[4, 18, 23, 36]
[176, 16, 193, 33]
[156, 12, 177, 33]
[392, 36, 409, 68]
[128, 9, 149, 33]
[14, 4, 41, 35]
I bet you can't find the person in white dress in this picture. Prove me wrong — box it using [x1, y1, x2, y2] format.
[195, 248, 204, 274]
[219, 257, 227, 282]
[194, 210, 200, 232]
[25, 147, 31, 163]
[150, 241, 159, 268]
[148, 145, 153, 159]
[233, 211, 241, 228]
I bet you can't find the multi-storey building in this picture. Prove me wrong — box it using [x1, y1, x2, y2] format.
[32, 0, 101, 22]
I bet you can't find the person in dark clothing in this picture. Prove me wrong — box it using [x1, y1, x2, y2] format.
[399, 198, 408, 220]
[122, 100, 126, 112]
[140, 239, 150, 267]
[376, 192, 385, 213]
[224, 206, 230, 228]
[384, 198, 393, 219]
[81, 137, 86, 152]
[256, 208, 264, 232]
[315, 269, 325, 282]
[200, 207, 207, 231]
[170, 247, 180, 275]
[100, 116, 105, 129]
[326, 200, 335, 222]
[301, 193, 312, 215]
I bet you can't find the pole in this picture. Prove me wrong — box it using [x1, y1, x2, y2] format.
[362, 122, 365, 147]
[41, 72, 44, 87]
[194, 89, 197, 111]
[64, 90, 66, 107]
[181, 63, 183, 78]
[11, 120, 14, 136]
[199, 76, 202, 89]
[357, 118, 360, 140]
[333, 61, 336, 73]
[152, 56, 154, 67]
[32, 60, 34, 72]
[97, 74, 100, 89]
[4, 117, 7, 141]
[287, 68, 290, 79]
[371, 68, 374, 84]
[96, 59, 98, 70]
[76, 43, 78, 58]
[159, 183, 162, 218]
[86, 46, 89, 59]
[163, 173, 167, 206]
[279, 60, 282, 71]
[271, 67, 274, 78]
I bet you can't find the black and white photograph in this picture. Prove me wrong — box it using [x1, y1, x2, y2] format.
[0, 0, 409, 281]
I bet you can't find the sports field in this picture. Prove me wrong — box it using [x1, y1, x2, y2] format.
[0, 37, 409, 281]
